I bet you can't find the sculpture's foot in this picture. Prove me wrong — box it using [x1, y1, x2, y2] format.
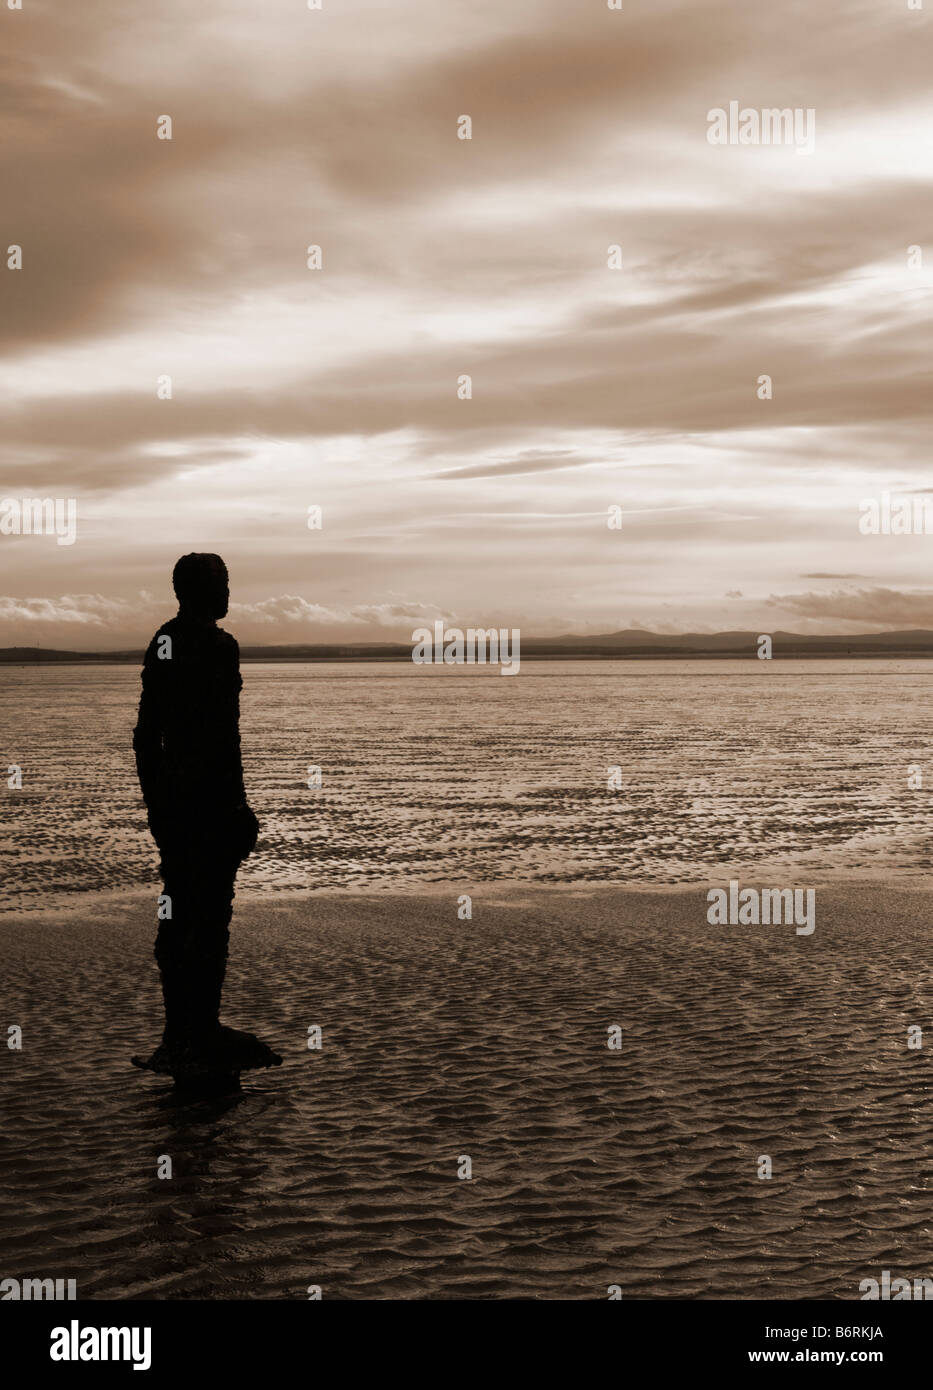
[131, 1042, 177, 1075]
[132, 1047, 240, 1093]
[132, 1026, 281, 1084]
[204, 1025, 283, 1072]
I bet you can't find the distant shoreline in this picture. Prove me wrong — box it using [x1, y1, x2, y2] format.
[6, 627, 933, 664]
[5, 647, 933, 664]
[4, 653, 933, 665]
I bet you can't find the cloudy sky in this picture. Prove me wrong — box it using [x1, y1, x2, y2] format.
[2, 0, 932, 648]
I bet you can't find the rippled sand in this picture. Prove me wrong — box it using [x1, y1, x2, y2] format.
[2, 883, 931, 1300]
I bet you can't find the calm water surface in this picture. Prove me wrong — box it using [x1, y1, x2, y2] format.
[1, 659, 931, 910]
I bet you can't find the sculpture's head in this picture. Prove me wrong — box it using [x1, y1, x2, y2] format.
[172, 552, 229, 620]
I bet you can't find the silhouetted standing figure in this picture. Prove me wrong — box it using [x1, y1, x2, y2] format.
[131, 554, 281, 1082]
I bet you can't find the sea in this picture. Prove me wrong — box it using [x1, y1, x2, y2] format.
[2, 658, 931, 911]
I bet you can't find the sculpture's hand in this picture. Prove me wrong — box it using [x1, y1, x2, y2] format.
[232, 802, 260, 861]
[146, 800, 171, 851]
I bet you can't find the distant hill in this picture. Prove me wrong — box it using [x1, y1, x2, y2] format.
[0, 647, 147, 663]
[4, 630, 933, 663]
[542, 628, 933, 654]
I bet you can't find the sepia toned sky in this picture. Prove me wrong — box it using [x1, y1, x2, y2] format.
[2, 0, 933, 648]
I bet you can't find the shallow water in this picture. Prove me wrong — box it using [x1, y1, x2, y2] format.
[1, 659, 931, 911]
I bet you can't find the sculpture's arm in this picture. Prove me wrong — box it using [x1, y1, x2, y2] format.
[224, 638, 259, 858]
[224, 636, 248, 807]
[132, 638, 164, 811]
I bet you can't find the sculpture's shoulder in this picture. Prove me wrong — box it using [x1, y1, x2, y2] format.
[142, 617, 179, 666]
[214, 627, 240, 662]
[214, 628, 242, 692]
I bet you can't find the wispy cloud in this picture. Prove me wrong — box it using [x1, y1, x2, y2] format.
[2, 0, 931, 643]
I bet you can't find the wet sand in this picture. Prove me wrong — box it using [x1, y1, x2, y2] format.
[1, 883, 932, 1300]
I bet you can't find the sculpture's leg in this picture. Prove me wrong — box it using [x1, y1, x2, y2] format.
[134, 841, 281, 1078]
[165, 856, 280, 1072]
[153, 917, 189, 1048]
[188, 922, 229, 1041]
[157, 854, 232, 1041]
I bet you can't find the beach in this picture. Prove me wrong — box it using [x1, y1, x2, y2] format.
[2, 882, 931, 1300]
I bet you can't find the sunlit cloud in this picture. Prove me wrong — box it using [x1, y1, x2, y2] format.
[2, 0, 931, 647]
